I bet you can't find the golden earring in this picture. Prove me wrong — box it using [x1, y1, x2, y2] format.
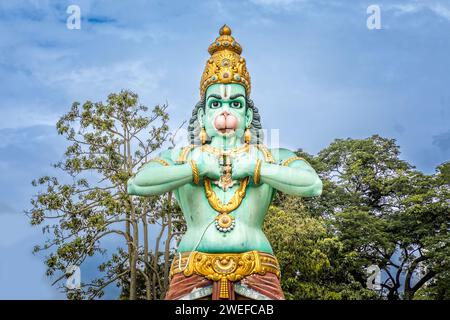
[244, 128, 251, 144]
[200, 128, 207, 145]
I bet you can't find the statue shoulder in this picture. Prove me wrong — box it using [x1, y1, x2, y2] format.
[139, 148, 183, 169]
[161, 145, 200, 164]
[159, 148, 179, 163]
[269, 148, 312, 168]
[269, 148, 296, 162]
[174, 144, 199, 163]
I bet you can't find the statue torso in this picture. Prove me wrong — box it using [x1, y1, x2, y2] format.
[173, 145, 276, 254]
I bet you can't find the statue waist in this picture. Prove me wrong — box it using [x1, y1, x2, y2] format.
[170, 250, 280, 282]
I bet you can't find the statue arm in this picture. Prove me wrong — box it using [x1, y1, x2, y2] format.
[127, 149, 194, 196]
[260, 149, 322, 197]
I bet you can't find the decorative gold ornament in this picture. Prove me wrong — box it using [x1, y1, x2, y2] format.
[244, 128, 251, 144]
[253, 159, 262, 185]
[201, 143, 249, 157]
[204, 177, 249, 215]
[170, 250, 281, 299]
[148, 158, 170, 167]
[189, 159, 200, 184]
[200, 127, 207, 145]
[256, 144, 275, 163]
[176, 144, 196, 163]
[217, 155, 234, 191]
[216, 214, 234, 228]
[200, 25, 251, 98]
[176, 144, 274, 164]
[282, 156, 310, 166]
[215, 213, 235, 232]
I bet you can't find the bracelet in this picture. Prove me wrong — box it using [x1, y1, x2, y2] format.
[253, 159, 262, 185]
[189, 160, 200, 185]
[281, 156, 309, 167]
[149, 158, 170, 166]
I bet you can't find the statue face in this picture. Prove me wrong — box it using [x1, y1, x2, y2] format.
[198, 83, 253, 140]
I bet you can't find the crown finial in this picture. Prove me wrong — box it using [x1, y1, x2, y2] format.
[220, 24, 232, 36]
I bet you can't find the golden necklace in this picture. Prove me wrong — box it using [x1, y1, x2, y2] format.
[204, 177, 249, 214]
[204, 176, 249, 233]
[201, 143, 250, 157]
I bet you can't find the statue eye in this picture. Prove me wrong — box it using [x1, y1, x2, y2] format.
[231, 101, 241, 108]
[211, 101, 221, 108]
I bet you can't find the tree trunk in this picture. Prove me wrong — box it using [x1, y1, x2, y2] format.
[130, 204, 138, 300]
[153, 210, 166, 299]
[404, 255, 431, 300]
[161, 192, 173, 299]
[125, 125, 137, 300]
[142, 207, 151, 300]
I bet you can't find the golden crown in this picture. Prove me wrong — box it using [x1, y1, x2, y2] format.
[200, 25, 251, 98]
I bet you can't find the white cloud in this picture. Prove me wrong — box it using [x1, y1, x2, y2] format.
[36, 60, 167, 103]
[249, 0, 309, 10]
[248, 0, 348, 10]
[0, 105, 59, 130]
[430, 3, 450, 21]
[388, 1, 450, 22]
[250, 0, 303, 5]
[249, 0, 450, 22]
[389, 3, 421, 15]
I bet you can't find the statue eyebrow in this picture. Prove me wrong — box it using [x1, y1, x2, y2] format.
[207, 94, 222, 100]
[229, 93, 245, 100]
[206, 93, 244, 101]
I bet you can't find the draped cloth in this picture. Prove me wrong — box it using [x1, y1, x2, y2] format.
[165, 272, 285, 300]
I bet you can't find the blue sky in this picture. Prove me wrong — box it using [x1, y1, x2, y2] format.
[0, 0, 449, 299]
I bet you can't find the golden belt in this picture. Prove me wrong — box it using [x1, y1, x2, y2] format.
[170, 250, 280, 299]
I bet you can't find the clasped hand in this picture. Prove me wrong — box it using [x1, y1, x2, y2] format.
[192, 149, 259, 182]
[231, 150, 259, 180]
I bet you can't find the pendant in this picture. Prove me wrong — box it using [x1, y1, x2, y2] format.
[215, 214, 235, 232]
[215, 155, 235, 191]
[215, 173, 236, 191]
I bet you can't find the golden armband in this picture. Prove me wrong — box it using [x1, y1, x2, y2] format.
[253, 159, 262, 185]
[281, 156, 310, 167]
[189, 159, 200, 185]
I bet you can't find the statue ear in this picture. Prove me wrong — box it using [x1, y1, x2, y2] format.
[197, 107, 205, 127]
[245, 107, 253, 128]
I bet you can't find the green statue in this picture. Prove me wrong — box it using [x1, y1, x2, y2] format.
[127, 25, 322, 300]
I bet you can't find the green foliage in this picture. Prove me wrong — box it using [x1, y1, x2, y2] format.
[28, 90, 172, 299]
[264, 205, 377, 300]
[289, 135, 450, 300]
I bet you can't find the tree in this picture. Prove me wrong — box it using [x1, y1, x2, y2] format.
[294, 135, 450, 300]
[118, 192, 185, 300]
[28, 90, 173, 299]
[402, 161, 450, 299]
[265, 200, 377, 300]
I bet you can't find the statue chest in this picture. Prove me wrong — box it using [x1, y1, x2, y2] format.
[176, 181, 275, 253]
[175, 180, 275, 226]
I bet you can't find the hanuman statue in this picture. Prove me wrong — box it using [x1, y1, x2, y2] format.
[127, 25, 322, 300]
